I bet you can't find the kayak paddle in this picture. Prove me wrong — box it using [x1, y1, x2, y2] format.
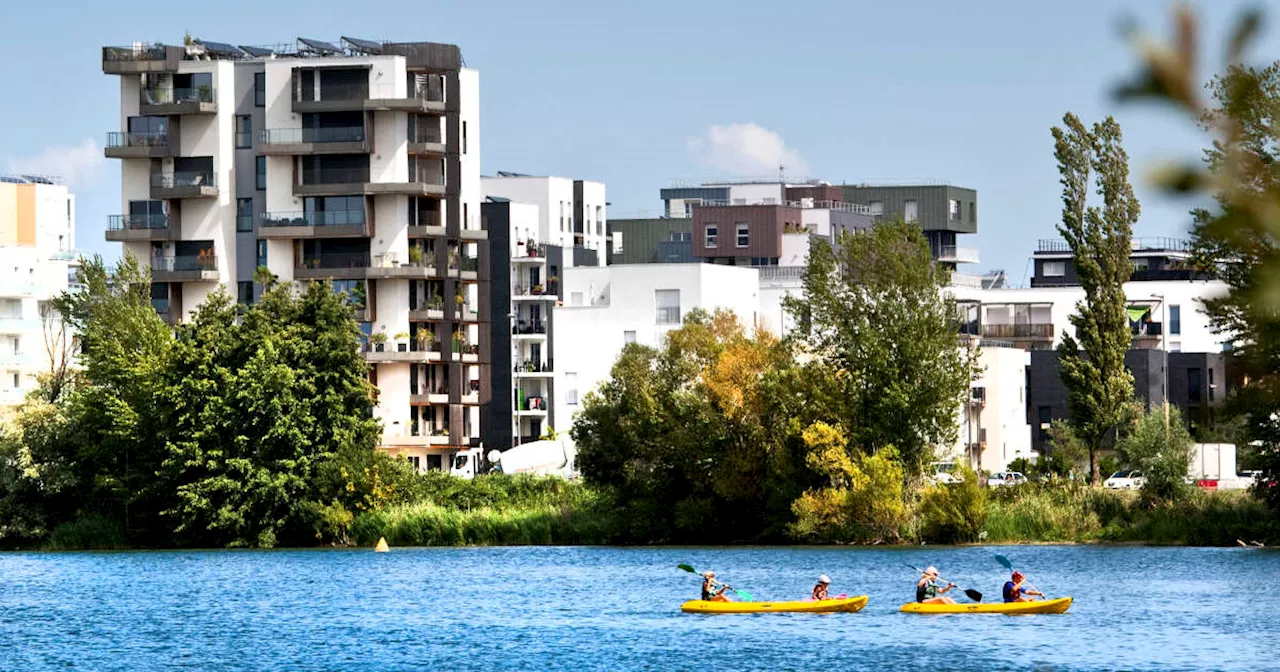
[677, 563, 753, 601]
[905, 563, 983, 602]
[994, 553, 1046, 599]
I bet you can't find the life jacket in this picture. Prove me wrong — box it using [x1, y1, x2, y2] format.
[1003, 581, 1021, 603]
[917, 579, 938, 602]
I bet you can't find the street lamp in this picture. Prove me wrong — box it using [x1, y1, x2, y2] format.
[1149, 293, 1169, 429]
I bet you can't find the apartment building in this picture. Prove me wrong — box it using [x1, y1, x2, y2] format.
[102, 37, 486, 470]
[840, 184, 979, 268]
[0, 175, 76, 414]
[481, 173, 608, 261]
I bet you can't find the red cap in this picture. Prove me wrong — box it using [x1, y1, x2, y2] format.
[1012, 571, 1024, 581]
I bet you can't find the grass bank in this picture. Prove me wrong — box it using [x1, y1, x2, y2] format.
[982, 486, 1276, 545]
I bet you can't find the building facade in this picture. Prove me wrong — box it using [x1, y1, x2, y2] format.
[102, 37, 486, 471]
[0, 175, 77, 413]
[480, 174, 607, 262]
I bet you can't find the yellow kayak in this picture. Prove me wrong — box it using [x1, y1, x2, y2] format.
[899, 597, 1072, 615]
[682, 595, 869, 614]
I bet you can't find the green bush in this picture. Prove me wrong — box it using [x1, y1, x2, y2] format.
[918, 467, 986, 543]
[44, 515, 128, 550]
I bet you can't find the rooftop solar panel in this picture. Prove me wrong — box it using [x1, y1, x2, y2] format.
[239, 45, 275, 57]
[298, 37, 342, 55]
[195, 40, 244, 58]
[342, 36, 382, 55]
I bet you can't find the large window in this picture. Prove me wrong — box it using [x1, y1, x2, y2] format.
[1169, 305, 1181, 335]
[948, 199, 961, 220]
[236, 198, 253, 232]
[1037, 406, 1052, 442]
[655, 289, 681, 325]
[256, 156, 266, 190]
[869, 201, 883, 216]
[735, 222, 749, 248]
[235, 115, 251, 149]
[304, 196, 365, 226]
[704, 224, 718, 249]
[1188, 368, 1202, 402]
[1043, 261, 1065, 277]
[256, 240, 267, 269]
[237, 281, 253, 305]
[904, 199, 918, 223]
[254, 72, 265, 107]
[565, 373, 579, 405]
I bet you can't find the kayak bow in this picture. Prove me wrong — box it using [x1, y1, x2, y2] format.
[899, 597, 1072, 615]
[682, 595, 869, 614]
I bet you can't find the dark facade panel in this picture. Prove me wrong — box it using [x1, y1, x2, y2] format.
[381, 42, 463, 71]
[784, 185, 842, 202]
[607, 218, 693, 265]
[692, 205, 796, 259]
[840, 185, 977, 234]
[480, 201, 514, 452]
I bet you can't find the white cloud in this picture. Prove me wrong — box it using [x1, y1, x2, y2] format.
[687, 123, 809, 177]
[6, 138, 105, 189]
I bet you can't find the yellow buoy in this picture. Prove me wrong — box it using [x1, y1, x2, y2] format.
[375, 537, 390, 552]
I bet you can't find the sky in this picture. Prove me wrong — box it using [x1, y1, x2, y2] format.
[1, 0, 1278, 282]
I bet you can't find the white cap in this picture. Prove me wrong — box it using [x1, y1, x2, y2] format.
[818, 574, 831, 584]
[925, 566, 939, 576]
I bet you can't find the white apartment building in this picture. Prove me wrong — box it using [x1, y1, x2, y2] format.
[553, 263, 759, 436]
[103, 37, 485, 471]
[0, 175, 76, 414]
[481, 173, 607, 262]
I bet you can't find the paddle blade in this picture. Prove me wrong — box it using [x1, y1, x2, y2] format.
[733, 589, 753, 601]
[965, 588, 983, 602]
[677, 563, 697, 575]
[995, 554, 1014, 570]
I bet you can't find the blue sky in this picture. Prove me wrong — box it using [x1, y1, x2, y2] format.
[1, 0, 1277, 280]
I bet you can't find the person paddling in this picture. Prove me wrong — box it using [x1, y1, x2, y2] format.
[916, 566, 957, 604]
[812, 575, 831, 601]
[701, 571, 731, 602]
[1003, 571, 1044, 603]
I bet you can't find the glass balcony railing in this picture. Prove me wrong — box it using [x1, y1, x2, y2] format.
[141, 87, 215, 105]
[299, 252, 371, 269]
[261, 210, 366, 227]
[108, 214, 168, 231]
[301, 168, 370, 185]
[151, 172, 215, 189]
[153, 253, 217, 272]
[107, 131, 168, 148]
[259, 127, 366, 144]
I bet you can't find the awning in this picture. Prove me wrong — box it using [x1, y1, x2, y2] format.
[1127, 305, 1152, 322]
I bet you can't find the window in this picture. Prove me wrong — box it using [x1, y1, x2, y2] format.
[256, 240, 267, 269]
[1169, 305, 1181, 335]
[735, 223, 749, 248]
[869, 201, 884, 216]
[1209, 367, 1215, 402]
[237, 281, 253, 305]
[704, 224, 718, 248]
[624, 330, 636, 344]
[969, 202, 976, 223]
[462, 121, 467, 154]
[904, 200, 919, 223]
[948, 199, 961, 220]
[426, 455, 441, 471]
[1037, 406, 1052, 442]
[236, 198, 253, 232]
[254, 72, 265, 107]
[11, 337, 19, 354]
[565, 373, 579, 405]
[655, 289, 681, 325]
[12, 373, 18, 388]
[235, 115, 251, 149]
[256, 156, 266, 190]
[407, 456, 421, 471]
[1188, 368, 1202, 402]
[1043, 261, 1065, 277]
[683, 199, 701, 217]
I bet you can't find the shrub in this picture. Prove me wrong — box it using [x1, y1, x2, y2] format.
[45, 515, 128, 550]
[918, 466, 987, 543]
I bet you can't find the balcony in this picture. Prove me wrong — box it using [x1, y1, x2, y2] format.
[458, 305, 480, 322]
[448, 256, 479, 281]
[293, 82, 446, 115]
[105, 131, 172, 159]
[407, 126, 446, 156]
[512, 242, 548, 263]
[258, 127, 370, 156]
[980, 323, 1054, 340]
[293, 167, 370, 197]
[513, 320, 547, 339]
[408, 211, 444, 238]
[452, 341, 481, 363]
[365, 253, 440, 280]
[513, 283, 558, 301]
[1132, 321, 1163, 347]
[937, 245, 980, 264]
[102, 45, 180, 74]
[259, 210, 368, 239]
[151, 172, 217, 199]
[106, 214, 172, 242]
[514, 360, 553, 377]
[140, 87, 216, 115]
[408, 302, 446, 321]
[362, 340, 443, 364]
[295, 252, 371, 280]
[409, 384, 451, 405]
[152, 254, 218, 283]
[151, 298, 179, 325]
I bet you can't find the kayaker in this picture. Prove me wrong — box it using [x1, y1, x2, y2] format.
[916, 566, 957, 604]
[812, 575, 831, 600]
[701, 571, 730, 602]
[1002, 571, 1044, 603]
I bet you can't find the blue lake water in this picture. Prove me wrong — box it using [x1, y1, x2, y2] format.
[0, 545, 1273, 671]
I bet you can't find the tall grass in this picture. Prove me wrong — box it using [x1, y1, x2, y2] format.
[44, 515, 129, 550]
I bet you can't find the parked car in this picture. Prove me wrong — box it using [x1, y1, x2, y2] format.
[987, 471, 1027, 487]
[1104, 469, 1145, 490]
[928, 461, 958, 485]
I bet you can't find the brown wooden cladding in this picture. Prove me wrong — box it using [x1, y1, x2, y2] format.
[692, 205, 800, 259]
[784, 185, 842, 202]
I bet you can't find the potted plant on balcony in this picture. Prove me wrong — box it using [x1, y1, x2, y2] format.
[196, 84, 212, 102]
[369, 332, 387, 352]
[455, 291, 465, 308]
[393, 331, 410, 352]
[416, 328, 434, 352]
[408, 245, 424, 266]
[548, 275, 559, 293]
[429, 289, 443, 311]
[532, 283, 544, 295]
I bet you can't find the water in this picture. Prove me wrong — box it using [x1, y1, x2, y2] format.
[0, 545, 1272, 671]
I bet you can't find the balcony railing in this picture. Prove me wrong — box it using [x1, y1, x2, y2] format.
[151, 298, 171, 314]
[1037, 237, 1194, 253]
[108, 214, 168, 231]
[513, 320, 546, 335]
[301, 168, 370, 185]
[262, 210, 366, 227]
[514, 242, 547, 258]
[300, 252, 371, 269]
[153, 254, 216, 272]
[515, 360, 553, 373]
[142, 87, 214, 105]
[460, 256, 478, 272]
[103, 45, 168, 62]
[151, 172, 215, 189]
[938, 245, 980, 263]
[1133, 322, 1163, 337]
[980, 323, 1054, 339]
[259, 127, 366, 144]
[107, 131, 168, 148]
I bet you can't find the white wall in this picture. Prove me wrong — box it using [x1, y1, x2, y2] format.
[944, 346, 1033, 473]
[725, 183, 784, 205]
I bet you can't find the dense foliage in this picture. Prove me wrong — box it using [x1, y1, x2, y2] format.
[1117, 405, 1196, 505]
[0, 256, 412, 548]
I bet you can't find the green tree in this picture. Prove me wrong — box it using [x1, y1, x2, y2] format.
[1052, 113, 1140, 483]
[1117, 405, 1195, 504]
[917, 465, 987, 544]
[789, 422, 909, 544]
[786, 219, 976, 470]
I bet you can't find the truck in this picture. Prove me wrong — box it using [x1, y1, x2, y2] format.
[449, 436, 578, 480]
